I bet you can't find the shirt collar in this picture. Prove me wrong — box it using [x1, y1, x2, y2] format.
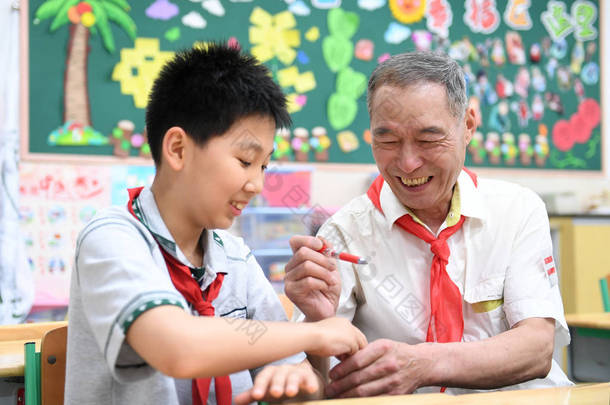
[135, 187, 228, 275]
[379, 169, 487, 232]
[457, 170, 487, 221]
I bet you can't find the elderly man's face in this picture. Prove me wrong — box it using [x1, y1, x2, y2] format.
[370, 83, 476, 224]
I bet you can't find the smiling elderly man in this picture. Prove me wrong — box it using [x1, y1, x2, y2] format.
[284, 50, 572, 398]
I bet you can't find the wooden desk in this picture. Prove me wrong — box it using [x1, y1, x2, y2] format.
[565, 313, 610, 330]
[292, 383, 610, 405]
[565, 313, 610, 382]
[0, 321, 67, 377]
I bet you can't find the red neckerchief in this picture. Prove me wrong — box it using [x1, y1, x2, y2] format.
[127, 187, 231, 405]
[367, 169, 478, 392]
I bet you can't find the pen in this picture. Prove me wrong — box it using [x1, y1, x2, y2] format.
[316, 242, 368, 265]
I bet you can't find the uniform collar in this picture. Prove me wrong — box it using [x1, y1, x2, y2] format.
[379, 169, 487, 232]
[135, 187, 229, 276]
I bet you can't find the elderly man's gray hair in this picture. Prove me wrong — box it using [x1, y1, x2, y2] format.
[367, 51, 467, 119]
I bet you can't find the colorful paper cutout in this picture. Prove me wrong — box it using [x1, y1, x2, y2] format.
[570, 41, 584, 74]
[182, 11, 207, 29]
[286, 93, 303, 113]
[572, 0, 597, 41]
[278, 66, 299, 87]
[328, 93, 357, 130]
[354, 39, 374, 61]
[505, 32, 525, 65]
[305, 26, 320, 42]
[552, 98, 600, 151]
[503, 0, 532, 30]
[294, 71, 316, 93]
[358, 0, 386, 11]
[164, 27, 181, 41]
[312, 0, 342, 9]
[311, 127, 332, 161]
[426, 0, 452, 38]
[328, 8, 359, 39]
[297, 50, 310, 64]
[384, 22, 411, 44]
[47, 121, 108, 146]
[541, 1, 573, 41]
[289, 0, 311, 16]
[112, 38, 175, 109]
[336, 67, 367, 99]
[464, 0, 500, 34]
[291, 127, 310, 161]
[377, 53, 391, 63]
[581, 61, 599, 85]
[249, 7, 301, 65]
[145, 0, 179, 21]
[389, 0, 426, 24]
[336, 130, 359, 153]
[411, 30, 432, 50]
[323, 36, 353, 72]
[201, 0, 225, 16]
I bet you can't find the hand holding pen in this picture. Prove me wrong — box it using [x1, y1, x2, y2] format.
[316, 240, 368, 265]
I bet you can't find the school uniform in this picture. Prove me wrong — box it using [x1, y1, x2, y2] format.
[65, 186, 304, 405]
[312, 170, 572, 394]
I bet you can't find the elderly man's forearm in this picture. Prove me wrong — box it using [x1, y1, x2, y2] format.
[420, 318, 554, 389]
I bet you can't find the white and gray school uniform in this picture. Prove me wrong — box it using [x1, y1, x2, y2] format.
[64, 187, 305, 405]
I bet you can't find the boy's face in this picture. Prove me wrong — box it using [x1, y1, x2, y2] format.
[184, 115, 275, 230]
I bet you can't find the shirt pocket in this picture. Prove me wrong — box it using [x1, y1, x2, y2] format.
[463, 276, 509, 339]
[219, 306, 247, 320]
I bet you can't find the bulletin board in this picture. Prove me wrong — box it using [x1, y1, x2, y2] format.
[23, 0, 602, 170]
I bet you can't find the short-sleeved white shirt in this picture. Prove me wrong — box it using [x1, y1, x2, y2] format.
[315, 171, 571, 394]
[65, 187, 305, 405]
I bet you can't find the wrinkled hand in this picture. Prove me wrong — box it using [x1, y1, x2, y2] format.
[284, 236, 341, 322]
[234, 362, 321, 404]
[326, 339, 436, 398]
[307, 317, 367, 359]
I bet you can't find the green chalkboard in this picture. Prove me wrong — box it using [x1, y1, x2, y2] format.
[25, 0, 602, 170]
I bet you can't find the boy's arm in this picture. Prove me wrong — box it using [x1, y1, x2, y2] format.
[126, 305, 366, 379]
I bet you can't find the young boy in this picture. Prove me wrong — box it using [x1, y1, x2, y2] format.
[64, 43, 366, 405]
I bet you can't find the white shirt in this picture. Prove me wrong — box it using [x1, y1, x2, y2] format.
[65, 187, 304, 405]
[315, 171, 571, 394]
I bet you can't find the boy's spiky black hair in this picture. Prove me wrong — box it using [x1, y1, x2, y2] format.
[145, 42, 291, 166]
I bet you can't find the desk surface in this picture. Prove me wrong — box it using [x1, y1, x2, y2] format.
[565, 313, 610, 329]
[0, 339, 41, 377]
[293, 383, 610, 405]
[0, 321, 67, 377]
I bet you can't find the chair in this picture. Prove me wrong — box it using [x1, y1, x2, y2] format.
[24, 324, 68, 405]
[600, 274, 610, 312]
[277, 293, 294, 320]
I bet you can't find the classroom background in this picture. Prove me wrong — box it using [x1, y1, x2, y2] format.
[0, 0, 609, 382]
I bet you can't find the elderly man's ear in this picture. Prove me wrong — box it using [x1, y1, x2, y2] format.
[464, 107, 477, 144]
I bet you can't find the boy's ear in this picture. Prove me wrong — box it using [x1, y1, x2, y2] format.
[162, 127, 188, 171]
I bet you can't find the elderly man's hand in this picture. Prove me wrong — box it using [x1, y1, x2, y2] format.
[326, 339, 438, 398]
[284, 235, 341, 322]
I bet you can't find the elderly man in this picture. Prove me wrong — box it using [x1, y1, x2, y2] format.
[284, 51, 571, 397]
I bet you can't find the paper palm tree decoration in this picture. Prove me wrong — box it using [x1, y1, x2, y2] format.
[34, 0, 136, 130]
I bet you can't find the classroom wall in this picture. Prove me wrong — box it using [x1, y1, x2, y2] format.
[7, 1, 610, 212]
[308, 2, 610, 211]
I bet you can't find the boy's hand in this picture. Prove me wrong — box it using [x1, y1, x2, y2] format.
[284, 235, 341, 322]
[307, 317, 367, 358]
[234, 361, 322, 404]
